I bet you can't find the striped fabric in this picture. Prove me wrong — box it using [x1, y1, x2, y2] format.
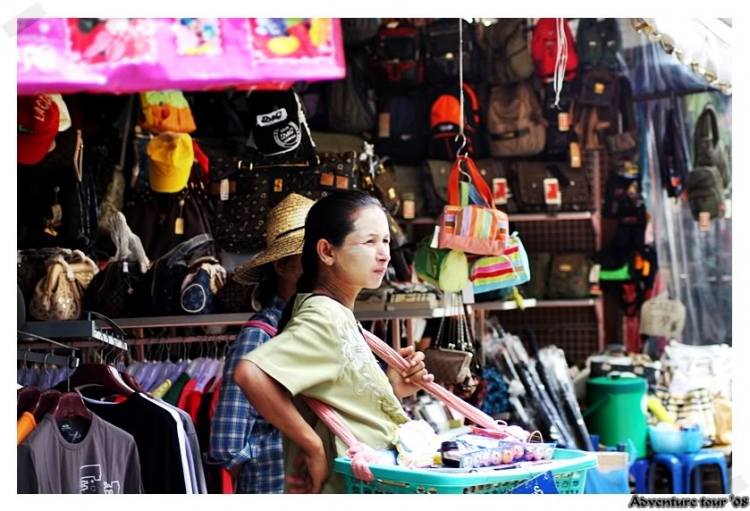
[470, 235, 530, 294]
[442, 205, 507, 242]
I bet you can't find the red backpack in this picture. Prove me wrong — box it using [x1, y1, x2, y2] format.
[531, 18, 578, 82]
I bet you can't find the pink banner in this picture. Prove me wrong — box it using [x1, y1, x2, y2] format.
[17, 18, 345, 94]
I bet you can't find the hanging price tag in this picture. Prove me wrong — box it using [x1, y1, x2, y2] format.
[543, 178, 562, 206]
[492, 178, 508, 205]
[175, 217, 185, 235]
[403, 200, 416, 219]
[378, 113, 391, 138]
[558, 112, 571, 132]
[220, 178, 230, 201]
[699, 212, 711, 231]
[570, 142, 582, 168]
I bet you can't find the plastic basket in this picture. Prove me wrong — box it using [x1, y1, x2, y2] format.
[334, 448, 597, 494]
[649, 426, 705, 454]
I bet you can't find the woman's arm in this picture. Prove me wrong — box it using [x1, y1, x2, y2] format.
[234, 359, 328, 493]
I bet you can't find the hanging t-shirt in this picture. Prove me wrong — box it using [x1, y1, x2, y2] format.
[245, 294, 410, 494]
[17, 414, 143, 494]
[84, 393, 188, 494]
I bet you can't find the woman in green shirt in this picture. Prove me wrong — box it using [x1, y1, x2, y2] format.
[234, 191, 433, 493]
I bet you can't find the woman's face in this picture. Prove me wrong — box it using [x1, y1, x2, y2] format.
[330, 206, 391, 290]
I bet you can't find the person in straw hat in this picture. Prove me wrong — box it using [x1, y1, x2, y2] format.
[210, 193, 314, 494]
[234, 190, 433, 494]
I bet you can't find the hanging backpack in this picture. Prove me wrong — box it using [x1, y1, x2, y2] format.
[687, 106, 727, 221]
[530, 18, 578, 83]
[486, 81, 546, 157]
[375, 91, 429, 164]
[428, 83, 483, 160]
[341, 18, 382, 47]
[661, 107, 690, 198]
[370, 21, 424, 89]
[424, 18, 479, 85]
[327, 48, 377, 134]
[180, 256, 227, 315]
[576, 18, 621, 70]
[481, 19, 535, 86]
[574, 67, 623, 150]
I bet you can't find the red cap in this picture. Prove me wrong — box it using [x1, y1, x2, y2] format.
[18, 95, 60, 165]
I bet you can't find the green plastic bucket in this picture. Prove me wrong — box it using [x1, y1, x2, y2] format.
[585, 374, 648, 459]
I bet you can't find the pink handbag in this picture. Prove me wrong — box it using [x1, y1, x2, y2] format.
[438, 156, 510, 256]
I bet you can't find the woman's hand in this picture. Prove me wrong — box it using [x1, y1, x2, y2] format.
[387, 346, 434, 398]
[285, 443, 328, 494]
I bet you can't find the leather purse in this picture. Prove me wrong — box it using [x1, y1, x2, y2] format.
[29, 254, 98, 322]
[512, 161, 591, 213]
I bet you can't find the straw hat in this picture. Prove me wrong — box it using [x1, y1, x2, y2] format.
[234, 193, 314, 285]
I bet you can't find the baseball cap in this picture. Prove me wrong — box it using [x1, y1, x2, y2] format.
[17, 95, 60, 165]
[247, 89, 302, 156]
[49, 94, 71, 132]
[147, 133, 194, 193]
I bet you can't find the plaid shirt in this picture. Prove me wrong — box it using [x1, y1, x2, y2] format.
[210, 297, 286, 494]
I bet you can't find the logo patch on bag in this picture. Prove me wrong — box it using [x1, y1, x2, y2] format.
[493, 178, 508, 205]
[257, 108, 288, 127]
[544, 178, 561, 206]
[594, 82, 606, 95]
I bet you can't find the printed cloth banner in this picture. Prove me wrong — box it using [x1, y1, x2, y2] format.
[18, 18, 345, 94]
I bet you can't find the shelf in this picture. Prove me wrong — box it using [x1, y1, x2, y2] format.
[471, 299, 537, 312]
[534, 298, 601, 308]
[21, 321, 129, 351]
[508, 212, 595, 222]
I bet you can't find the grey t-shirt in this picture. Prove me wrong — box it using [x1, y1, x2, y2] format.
[17, 414, 143, 494]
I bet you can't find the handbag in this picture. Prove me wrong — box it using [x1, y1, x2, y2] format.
[216, 276, 258, 313]
[29, 253, 98, 322]
[470, 233, 530, 295]
[424, 296, 479, 385]
[209, 100, 361, 252]
[132, 234, 216, 317]
[512, 161, 591, 213]
[18, 129, 99, 251]
[438, 156, 509, 256]
[180, 257, 227, 315]
[125, 164, 214, 261]
[83, 212, 150, 319]
[546, 253, 592, 299]
[424, 348, 473, 386]
[414, 241, 469, 293]
[519, 252, 552, 299]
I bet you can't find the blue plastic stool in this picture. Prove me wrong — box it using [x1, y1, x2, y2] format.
[631, 458, 649, 494]
[677, 450, 729, 494]
[648, 454, 685, 494]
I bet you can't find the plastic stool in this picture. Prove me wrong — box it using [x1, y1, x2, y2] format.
[631, 458, 649, 494]
[648, 454, 685, 494]
[678, 450, 729, 494]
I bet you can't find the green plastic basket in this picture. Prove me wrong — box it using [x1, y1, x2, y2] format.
[334, 448, 597, 494]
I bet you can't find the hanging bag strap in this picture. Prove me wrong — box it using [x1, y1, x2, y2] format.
[447, 155, 494, 208]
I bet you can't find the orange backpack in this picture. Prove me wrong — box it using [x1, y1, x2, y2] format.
[428, 83, 482, 160]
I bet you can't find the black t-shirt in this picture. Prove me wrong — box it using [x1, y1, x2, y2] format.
[85, 393, 187, 494]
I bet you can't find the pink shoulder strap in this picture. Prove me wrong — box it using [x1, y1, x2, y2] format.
[246, 320, 510, 482]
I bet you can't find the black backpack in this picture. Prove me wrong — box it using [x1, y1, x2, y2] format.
[576, 18, 621, 70]
[370, 21, 423, 90]
[687, 105, 727, 221]
[424, 18, 479, 85]
[661, 107, 690, 198]
[374, 91, 429, 164]
[428, 83, 483, 160]
[327, 48, 377, 134]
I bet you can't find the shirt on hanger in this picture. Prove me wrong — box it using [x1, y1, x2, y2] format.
[17, 414, 143, 494]
[84, 393, 189, 494]
[151, 379, 173, 399]
[164, 372, 191, 406]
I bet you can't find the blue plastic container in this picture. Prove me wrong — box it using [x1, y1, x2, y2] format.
[649, 426, 705, 454]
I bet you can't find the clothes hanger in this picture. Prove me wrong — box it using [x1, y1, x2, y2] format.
[32, 389, 61, 422]
[53, 392, 94, 422]
[17, 385, 41, 420]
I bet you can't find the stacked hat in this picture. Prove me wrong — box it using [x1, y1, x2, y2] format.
[234, 193, 315, 284]
[147, 133, 194, 193]
[17, 95, 60, 165]
[247, 90, 303, 156]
